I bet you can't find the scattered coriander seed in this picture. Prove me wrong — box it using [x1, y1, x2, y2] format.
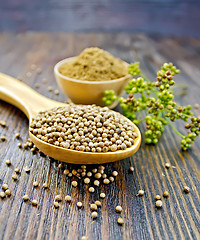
[92, 168, 98, 173]
[72, 181, 78, 187]
[24, 166, 30, 173]
[112, 171, 118, 177]
[35, 83, 40, 89]
[117, 218, 124, 225]
[22, 194, 29, 201]
[77, 202, 83, 208]
[15, 133, 20, 138]
[30, 64, 37, 70]
[89, 187, 95, 193]
[68, 173, 73, 177]
[12, 174, 17, 181]
[26, 72, 32, 78]
[58, 163, 63, 168]
[95, 200, 101, 207]
[64, 169, 70, 175]
[0, 121, 6, 127]
[115, 205, 122, 213]
[87, 172, 92, 177]
[100, 193, 105, 198]
[17, 143, 22, 148]
[155, 195, 161, 200]
[43, 183, 48, 189]
[54, 201, 59, 208]
[184, 186, 190, 193]
[42, 78, 47, 83]
[155, 200, 163, 208]
[103, 178, 110, 185]
[81, 236, 89, 240]
[0, 136, 6, 141]
[84, 178, 90, 184]
[32, 199, 38, 206]
[165, 163, 171, 168]
[102, 173, 107, 179]
[0, 191, 6, 198]
[163, 191, 169, 198]
[91, 211, 98, 219]
[129, 166, 134, 172]
[194, 103, 199, 109]
[54, 89, 59, 95]
[65, 195, 71, 202]
[94, 173, 101, 179]
[5, 159, 11, 166]
[14, 168, 20, 174]
[48, 86, 53, 92]
[90, 203, 98, 211]
[94, 180, 100, 186]
[138, 190, 144, 196]
[33, 181, 38, 187]
[5, 189, 11, 196]
[109, 176, 115, 182]
[36, 68, 42, 74]
[2, 184, 8, 190]
[55, 195, 62, 202]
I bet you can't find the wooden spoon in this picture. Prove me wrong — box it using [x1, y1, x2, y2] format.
[0, 73, 141, 164]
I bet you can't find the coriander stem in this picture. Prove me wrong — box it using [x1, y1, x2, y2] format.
[164, 116, 185, 138]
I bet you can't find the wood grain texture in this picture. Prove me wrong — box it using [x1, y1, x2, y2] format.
[0, 0, 200, 37]
[0, 33, 200, 240]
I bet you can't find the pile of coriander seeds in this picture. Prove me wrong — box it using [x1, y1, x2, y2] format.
[30, 103, 138, 152]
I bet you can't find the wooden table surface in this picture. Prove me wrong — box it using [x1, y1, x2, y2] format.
[0, 33, 200, 240]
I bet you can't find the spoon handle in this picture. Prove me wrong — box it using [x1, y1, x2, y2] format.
[0, 72, 59, 120]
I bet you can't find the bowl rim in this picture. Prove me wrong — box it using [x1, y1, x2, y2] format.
[54, 56, 131, 85]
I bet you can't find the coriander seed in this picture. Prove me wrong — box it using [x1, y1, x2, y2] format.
[2, 184, 8, 190]
[117, 218, 124, 225]
[87, 172, 92, 177]
[24, 166, 30, 173]
[100, 193, 105, 198]
[112, 171, 118, 177]
[14, 168, 20, 174]
[94, 180, 100, 186]
[91, 211, 98, 219]
[89, 187, 95, 193]
[94, 173, 101, 179]
[138, 190, 144, 196]
[32, 200, 38, 206]
[90, 203, 97, 211]
[54, 89, 59, 95]
[103, 179, 110, 185]
[109, 176, 114, 182]
[77, 202, 83, 208]
[43, 183, 48, 189]
[17, 143, 22, 148]
[64, 169, 70, 175]
[115, 206, 122, 213]
[65, 195, 71, 202]
[155, 195, 161, 200]
[72, 181, 78, 187]
[165, 163, 171, 168]
[15, 133, 20, 138]
[184, 186, 190, 193]
[5, 159, 11, 166]
[22, 194, 29, 201]
[84, 178, 90, 184]
[12, 174, 17, 181]
[0, 136, 6, 141]
[163, 191, 169, 198]
[95, 200, 101, 207]
[54, 201, 59, 208]
[5, 189, 11, 196]
[129, 166, 134, 172]
[0, 191, 6, 198]
[33, 181, 38, 187]
[155, 200, 163, 208]
[55, 195, 62, 202]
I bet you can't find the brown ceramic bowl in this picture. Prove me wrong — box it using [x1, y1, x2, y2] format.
[54, 57, 131, 108]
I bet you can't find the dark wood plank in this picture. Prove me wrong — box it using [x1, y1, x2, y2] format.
[0, 0, 200, 37]
[0, 33, 200, 240]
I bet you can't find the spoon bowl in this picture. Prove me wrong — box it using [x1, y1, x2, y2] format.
[0, 73, 141, 164]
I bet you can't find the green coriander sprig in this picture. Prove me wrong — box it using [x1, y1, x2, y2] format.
[102, 62, 200, 150]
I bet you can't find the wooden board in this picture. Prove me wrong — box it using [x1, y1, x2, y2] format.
[0, 33, 200, 240]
